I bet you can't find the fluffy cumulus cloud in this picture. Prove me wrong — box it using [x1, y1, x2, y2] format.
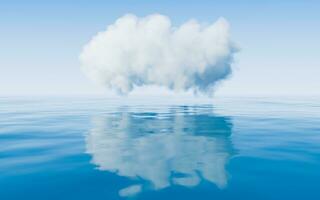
[80, 14, 237, 95]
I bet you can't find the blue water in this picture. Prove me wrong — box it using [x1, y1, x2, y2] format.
[1, 97, 320, 200]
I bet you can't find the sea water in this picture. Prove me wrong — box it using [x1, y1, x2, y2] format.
[0, 97, 319, 200]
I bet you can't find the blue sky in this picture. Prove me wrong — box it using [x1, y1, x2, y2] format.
[1, 0, 319, 96]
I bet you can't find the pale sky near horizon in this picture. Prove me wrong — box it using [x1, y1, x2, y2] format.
[1, 0, 319, 97]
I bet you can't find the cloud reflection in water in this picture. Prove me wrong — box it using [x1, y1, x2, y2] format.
[85, 106, 234, 197]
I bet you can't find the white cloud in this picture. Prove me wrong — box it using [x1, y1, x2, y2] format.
[80, 14, 237, 95]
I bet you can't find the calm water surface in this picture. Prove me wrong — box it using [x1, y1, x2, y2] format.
[0, 97, 320, 199]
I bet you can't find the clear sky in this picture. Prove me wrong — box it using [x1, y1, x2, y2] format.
[1, 0, 319, 96]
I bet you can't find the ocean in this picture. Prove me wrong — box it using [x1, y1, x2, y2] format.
[1, 97, 319, 200]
